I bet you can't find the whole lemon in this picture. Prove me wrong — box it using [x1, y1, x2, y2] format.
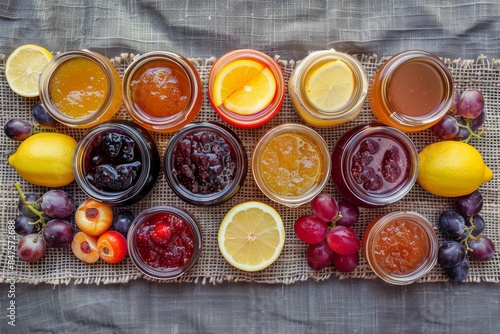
[8, 132, 77, 187]
[417, 141, 493, 197]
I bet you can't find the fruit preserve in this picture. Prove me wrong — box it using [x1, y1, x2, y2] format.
[331, 123, 418, 208]
[289, 50, 368, 127]
[252, 124, 331, 207]
[127, 206, 202, 280]
[363, 212, 438, 285]
[164, 122, 247, 206]
[39, 50, 122, 128]
[208, 49, 285, 128]
[370, 50, 454, 132]
[74, 121, 160, 206]
[123, 51, 202, 133]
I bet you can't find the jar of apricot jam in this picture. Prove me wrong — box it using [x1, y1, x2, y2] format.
[127, 206, 202, 280]
[289, 50, 368, 127]
[39, 50, 122, 128]
[164, 122, 248, 206]
[73, 120, 161, 206]
[122, 51, 203, 133]
[331, 123, 418, 208]
[369, 50, 454, 132]
[363, 211, 438, 285]
[252, 124, 331, 207]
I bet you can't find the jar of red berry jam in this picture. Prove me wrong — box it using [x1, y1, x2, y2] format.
[127, 206, 202, 280]
[363, 211, 438, 285]
[164, 122, 248, 206]
[73, 120, 161, 206]
[331, 123, 418, 208]
[122, 51, 203, 133]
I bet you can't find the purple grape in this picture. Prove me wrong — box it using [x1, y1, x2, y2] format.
[41, 190, 75, 219]
[331, 252, 359, 272]
[42, 219, 74, 248]
[14, 216, 37, 236]
[438, 241, 466, 268]
[311, 193, 339, 223]
[455, 116, 470, 140]
[455, 190, 483, 218]
[468, 236, 495, 261]
[336, 199, 359, 227]
[470, 108, 486, 130]
[431, 114, 459, 140]
[458, 89, 484, 119]
[464, 215, 485, 237]
[294, 215, 328, 244]
[444, 258, 469, 282]
[438, 210, 466, 239]
[113, 209, 135, 237]
[4, 119, 33, 141]
[17, 193, 42, 218]
[32, 102, 58, 128]
[17, 233, 46, 262]
[306, 240, 334, 270]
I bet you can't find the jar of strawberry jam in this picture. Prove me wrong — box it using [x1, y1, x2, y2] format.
[331, 123, 418, 208]
[127, 206, 202, 280]
[164, 122, 248, 206]
[73, 120, 160, 206]
[363, 211, 438, 285]
[122, 51, 203, 133]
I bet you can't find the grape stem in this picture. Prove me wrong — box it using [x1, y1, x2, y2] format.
[460, 222, 479, 252]
[13, 182, 47, 227]
[457, 119, 485, 144]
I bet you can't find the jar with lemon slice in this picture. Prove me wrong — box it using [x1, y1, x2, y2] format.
[208, 49, 285, 128]
[289, 50, 368, 127]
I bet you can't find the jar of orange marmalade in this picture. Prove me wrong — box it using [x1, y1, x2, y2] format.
[369, 50, 454, 132]
[122, 51, 203, 133]
[363, 211, 438, 285]
[39, 50, 122, 128]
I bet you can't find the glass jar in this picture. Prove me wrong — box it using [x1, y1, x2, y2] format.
[122, 51, 203, 133]
[73, 120, 160, 206]
[39, 49, 122, 128]
[252, 123, 331, 207]
[331, 123, 418, 208]
[289, 50, 368, 127]
[363, 211, 438, 285]
[208, 49, 285, 128]
[164, 122, 248, 206]
[369, 50, 454, 132]
[127, 206, 202, 280]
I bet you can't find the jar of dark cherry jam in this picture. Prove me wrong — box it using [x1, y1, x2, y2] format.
[164, 122, 248, 206]
[331, 123, 418, 208]
[73, 120, 161, 206]
[127, 206, 202, 280]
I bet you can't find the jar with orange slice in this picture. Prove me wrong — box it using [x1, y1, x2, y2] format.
[289, 50, 368, 127]
[208, 49, 285, 128]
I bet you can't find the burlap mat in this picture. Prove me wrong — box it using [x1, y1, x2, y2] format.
[0, 52, 498, 285]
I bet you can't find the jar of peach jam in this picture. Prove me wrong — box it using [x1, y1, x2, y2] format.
[363, 211, 438, 285]
[369, 50, 454, 132]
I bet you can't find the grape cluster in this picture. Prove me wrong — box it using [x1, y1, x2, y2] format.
[294, 193, 361, 272]
[431, 89, 486, 143]
[13, 182, 75, 262]
[437, 190, 495, 281]
[3, 102, 59, 141]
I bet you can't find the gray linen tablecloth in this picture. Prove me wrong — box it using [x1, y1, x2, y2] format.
[1, 1, 500, 333]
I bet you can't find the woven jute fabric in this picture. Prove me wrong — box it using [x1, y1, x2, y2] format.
[0, 53, 498, 285]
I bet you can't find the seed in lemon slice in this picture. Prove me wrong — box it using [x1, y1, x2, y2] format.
[218, 201, 285, 272]
[305, 60, 355, 113]
[5, 44, 53, 97]
[212, 59, 277, 115]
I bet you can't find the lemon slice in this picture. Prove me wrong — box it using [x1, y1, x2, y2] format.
[212, 59, 277, 115]
[218, 201, 285, 272]
[305, 60, 355, 113]
[5, 44, 53, 97]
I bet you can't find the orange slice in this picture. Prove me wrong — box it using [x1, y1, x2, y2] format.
[212, 59, 276, 115]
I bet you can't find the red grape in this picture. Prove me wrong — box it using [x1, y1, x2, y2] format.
[458, 89, 484, 119]
[336, 200, 359, 227]
[468, 236, 495, 261]
[17, 233, 46, 262]
[311, 193, 339, 223]
[470, 108, 486, 130]
[326, 226, 360, 255]
[306, 240, 333, 270]
[294, 215, 328, 244]
[41, 190, 75, 219]
[42, 219, 75, 248]
[431, 114, 459, 140]
[331, 252, 359, 272]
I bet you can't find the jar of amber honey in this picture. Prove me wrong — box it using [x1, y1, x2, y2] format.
[122, 51, 203, 133]
[363, 212, 438, 285]
[39, 50, 122, 128]
[370, 50, 454, 132]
